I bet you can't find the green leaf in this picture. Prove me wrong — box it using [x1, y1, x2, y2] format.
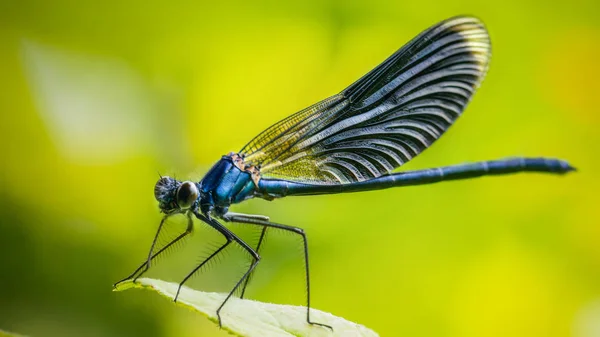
[114, 278, 379, 337]
[0, 329, 26, 337]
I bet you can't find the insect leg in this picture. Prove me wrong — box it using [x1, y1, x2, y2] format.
[114, 213, 193, 287]
[222, 212, 270, 222]
[221, 212, 269, 298]
[193, 212, 260, 328]
[173, 240, 231, 302]
[240, 226, 266, 299]
[223, 214, 332, 331]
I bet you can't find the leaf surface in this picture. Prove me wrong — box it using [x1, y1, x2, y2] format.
[114, 278, 379, 337]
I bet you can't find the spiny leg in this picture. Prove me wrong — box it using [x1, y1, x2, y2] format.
[115, 230, 190, 286]
[174, 239, 231, 302]
[222, 212, 269, 299]
[215, 247, 259, 326]
[195, 212, 260, 328]
[223, 214, 332, 331]
[114, 213, 192, 287]
[240, 226, 267, 299]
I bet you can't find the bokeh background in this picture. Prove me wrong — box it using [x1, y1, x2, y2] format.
[0, 0, 598, 336]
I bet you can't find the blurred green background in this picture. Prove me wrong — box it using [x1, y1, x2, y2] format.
[0, 0, 598, 336]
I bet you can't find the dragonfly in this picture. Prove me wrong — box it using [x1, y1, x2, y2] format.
[115, 16, 574, 330]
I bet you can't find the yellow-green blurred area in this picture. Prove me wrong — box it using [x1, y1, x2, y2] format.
[0, 0, 598, 336]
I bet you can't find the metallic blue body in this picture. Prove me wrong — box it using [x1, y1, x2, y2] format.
[199, 155, 257, 215]
[199, 155, 574, 215]
[257, 157, 573, 198]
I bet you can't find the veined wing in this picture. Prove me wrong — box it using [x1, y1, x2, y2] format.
[240, 16, 491, 184]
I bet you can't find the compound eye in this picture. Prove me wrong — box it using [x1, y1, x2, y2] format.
[176, 181, 199, 209]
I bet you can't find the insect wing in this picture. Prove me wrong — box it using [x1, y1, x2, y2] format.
[240, 16, 491, 184]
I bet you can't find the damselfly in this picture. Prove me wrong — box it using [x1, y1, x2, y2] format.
[115, 16, 574, 329]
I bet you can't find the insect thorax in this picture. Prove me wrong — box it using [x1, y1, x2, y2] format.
[198, 153, 262, 215]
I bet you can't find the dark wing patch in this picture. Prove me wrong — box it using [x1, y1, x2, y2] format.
[240, 16, 491, 184]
